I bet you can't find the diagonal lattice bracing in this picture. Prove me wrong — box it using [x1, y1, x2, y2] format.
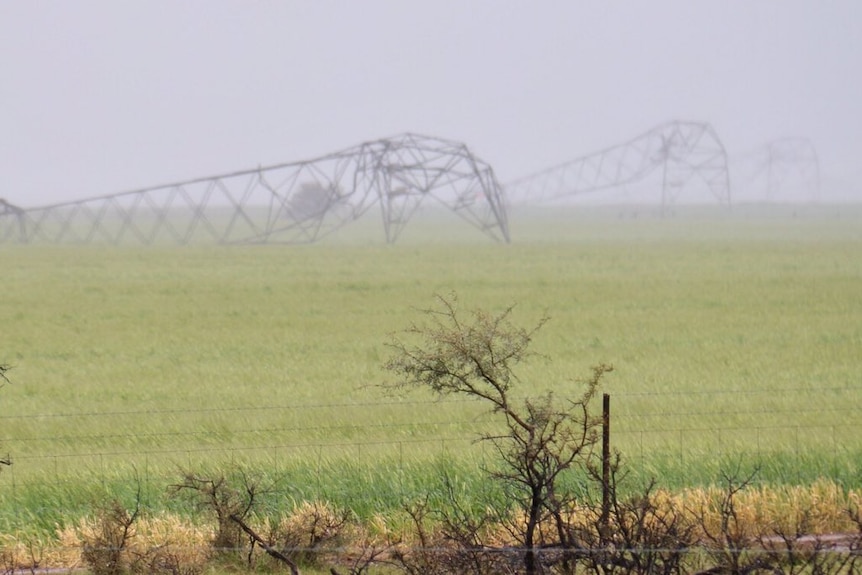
[0, 133, 509, 245]
[504, 120, 731, 208]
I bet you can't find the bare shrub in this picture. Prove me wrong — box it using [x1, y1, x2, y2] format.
[686, 465, 782, 575]
[168, 470, 258, 557]
[79, 499, 139, 575]
[0, 534, 21, 574]
[77, 497, 208, 575]
[275, 500, 351, 568]
[760, 520, 855, 575]
[327, 515, 400, 575]
[384, 293, 611, 575]
[169, 469, 303, 573]
[390, 496, 517, 575]
[0, 532, 56, 574]
[571, 458, 695, 575]
[127, 515, 210, 575]
[843, 497, 862, 573]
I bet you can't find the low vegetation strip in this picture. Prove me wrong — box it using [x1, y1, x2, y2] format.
[0, 480, 860, 574]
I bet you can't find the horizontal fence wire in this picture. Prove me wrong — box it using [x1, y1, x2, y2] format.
[3, 384, 858, 420]
[4, 419, 861, 458]
[10, 543, 862, 556]
[0, 385, 859, 496]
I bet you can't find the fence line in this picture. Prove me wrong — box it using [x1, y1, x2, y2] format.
[2, 384, 859, 422]
[0, 416, 862, 459]
[6, 420, 862, 461]
[4, 417, 860, 450]
[0, 385, 858, 501]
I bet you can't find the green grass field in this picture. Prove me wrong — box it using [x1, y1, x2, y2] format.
[1, 204, 860, 534]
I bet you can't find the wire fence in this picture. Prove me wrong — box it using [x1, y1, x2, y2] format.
[1, 386, 860, 496]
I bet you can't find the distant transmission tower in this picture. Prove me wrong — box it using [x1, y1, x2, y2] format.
[747, 138, 821, 202]
[504, 120, 731, 210]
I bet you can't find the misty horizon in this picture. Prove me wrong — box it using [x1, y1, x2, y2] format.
[2, 2, 860, 207]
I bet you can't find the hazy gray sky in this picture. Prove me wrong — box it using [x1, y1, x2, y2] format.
[2, 1, 860, 206]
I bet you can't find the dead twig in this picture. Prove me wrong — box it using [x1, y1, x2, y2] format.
[229, 514, 300, 575]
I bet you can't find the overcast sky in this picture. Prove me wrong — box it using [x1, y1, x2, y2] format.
[2, 1, 860, 206]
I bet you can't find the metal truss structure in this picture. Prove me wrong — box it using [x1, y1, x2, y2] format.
[744, 138, 821, 202]
[504, 120, 731, 208]
[0, 133, 509, 245]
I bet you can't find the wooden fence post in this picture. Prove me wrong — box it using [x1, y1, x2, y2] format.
[601, 393, 610, 538]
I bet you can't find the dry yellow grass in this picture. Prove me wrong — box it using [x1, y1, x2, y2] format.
[674, 479, 860, 540]
[0, 481, 859, 572]
[59, 513, 212, 574]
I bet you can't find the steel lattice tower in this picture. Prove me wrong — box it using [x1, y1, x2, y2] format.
[0, 133, 509, 245]
[504, 120, 731, 209]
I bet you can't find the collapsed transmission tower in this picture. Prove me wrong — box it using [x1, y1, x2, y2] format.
[0, 133, 509, 245]
[504, 120, 731, 208]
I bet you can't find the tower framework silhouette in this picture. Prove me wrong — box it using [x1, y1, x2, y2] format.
[0, 133, 509, 245]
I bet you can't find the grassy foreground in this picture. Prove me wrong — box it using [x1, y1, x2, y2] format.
[1, 204, 860, 540]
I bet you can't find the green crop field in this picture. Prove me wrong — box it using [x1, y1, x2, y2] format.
[1, 204, 861, 534]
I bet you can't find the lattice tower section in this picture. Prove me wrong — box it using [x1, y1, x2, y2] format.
[0, 134, 509, 245]
[504, 120, 731, 208]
